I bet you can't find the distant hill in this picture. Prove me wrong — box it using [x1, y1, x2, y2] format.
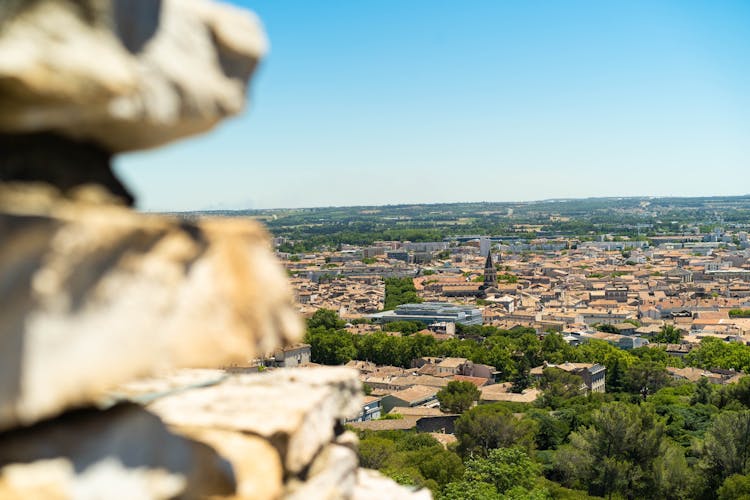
[167, 195, 750, 251]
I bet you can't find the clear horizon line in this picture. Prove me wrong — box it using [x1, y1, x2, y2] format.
[145, 192, 750, 214]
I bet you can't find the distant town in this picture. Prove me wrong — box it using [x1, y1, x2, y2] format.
[282, 230, 750, 338]
[194, 196, 750, 499]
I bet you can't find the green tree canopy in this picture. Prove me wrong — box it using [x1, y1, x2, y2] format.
[455, 403, 538, 457]
[305, 327, 356, 365]
[527, 408, 570, 450]
[652, 324, 683, 343]
[307, 308, 346, 330]
[357, 431, 461, 495]
[537, 367, 584, 409]
[686, 337, 750, 372]
[698, 410, 750, 493]
[393, 447, 464, 488]
[384, 277, 421, 310]
[441, 480, 498, 500]
[624, 359, 671, 400]
[541, 333, 574, 364]
[358, 436, 396, 469]
[575, 339, 637, 390]
[437, 380, 481, 414]
[383, 320, 424, 335]
[724, 376, 750, 408]
[718, 474, 750, 500]
[632, 345, 684, 368]
[511, 356, 532, 393]
[653, 444, 694, 500]
[462, 447, 541, 495]
[555, 401, 666, 499]
[691, 376, 713, 405]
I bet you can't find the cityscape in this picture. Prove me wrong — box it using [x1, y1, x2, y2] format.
[205, 196, 750, 499]
[2, 0, 749, 499]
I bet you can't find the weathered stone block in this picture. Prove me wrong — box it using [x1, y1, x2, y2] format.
[112, 369, 429, 499]
[0, 404, 235, 499]
[176, 427, 284, 500]
[0, 0, 266, 152]
[146, 368, 363, 474]
[285, 443, 358, 500]
[0, 188, 302, 430]
[352, 469, 433, 500]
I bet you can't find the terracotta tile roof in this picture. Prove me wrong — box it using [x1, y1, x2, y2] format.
[452, 375, 488, 388]
[388, 385, 440, 404]
[347, 416, 419, 431]
[437, 358, 468, 368]
[389, 407, 447, 417]
[480, 383, 540, 403]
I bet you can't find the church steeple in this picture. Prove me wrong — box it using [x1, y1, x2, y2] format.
[484, 251, 497, 287]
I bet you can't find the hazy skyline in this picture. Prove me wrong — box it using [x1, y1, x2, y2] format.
[116, 0, 750, 211]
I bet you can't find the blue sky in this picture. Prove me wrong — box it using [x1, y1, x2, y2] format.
[116, 0, 750, 211]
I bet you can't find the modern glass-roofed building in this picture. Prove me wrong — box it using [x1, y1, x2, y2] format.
[368, 302, 483, 326]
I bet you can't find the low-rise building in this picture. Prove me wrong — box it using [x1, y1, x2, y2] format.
[381, 385, 440, 413]
[369, 302, 483, 326]
[269, 344, 311, 368]
[532, 362, 606, 393]
[347, 395, 384, 422]
[435, 357, 470, 376]
[480, 382, 540, 403]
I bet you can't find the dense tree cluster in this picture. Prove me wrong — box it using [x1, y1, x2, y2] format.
[436, 381, 481, 413]
[383, 320, 424, 335]
[306, 310, 750, 393]
[555, 402, 668, 498]
[444, 447, 545, 499]
[686, 337, 750, 372]
[306, 311, 553, 379]
[301, 310, 750, 498]
[652, 324, 683, 344]
[383, 277, 422, 310]
[357, 380, 750, 499]
[356, 431, 463, 493]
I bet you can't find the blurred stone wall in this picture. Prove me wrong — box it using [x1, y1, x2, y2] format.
[0, 1, 430, 498]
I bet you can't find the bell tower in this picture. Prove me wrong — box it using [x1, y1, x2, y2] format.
[483, 252, 497, 287]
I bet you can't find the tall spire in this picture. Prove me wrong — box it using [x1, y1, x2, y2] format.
[484, 251, 497, 287]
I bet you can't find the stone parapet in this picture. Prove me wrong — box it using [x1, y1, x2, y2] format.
[0, 0, 266, 153]
[0, 186, 302, 431]
[0, 0, 432, 497]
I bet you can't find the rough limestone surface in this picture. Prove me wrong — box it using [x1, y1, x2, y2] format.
[110, 368, 433, 499]
[176, 427, 284, 500]
[0, 187, 302, 430]
[352, 469, 432, 500]
[0, 404, 235, 500]
[0, 0, 266, 152]
[146, 367, 363, 475]
[285, 443, 358, 500]
[0, 1, 434, 498]
[111, 369, 432, 499]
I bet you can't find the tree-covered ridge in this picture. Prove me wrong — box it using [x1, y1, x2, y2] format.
[182, 195, 750, 251]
